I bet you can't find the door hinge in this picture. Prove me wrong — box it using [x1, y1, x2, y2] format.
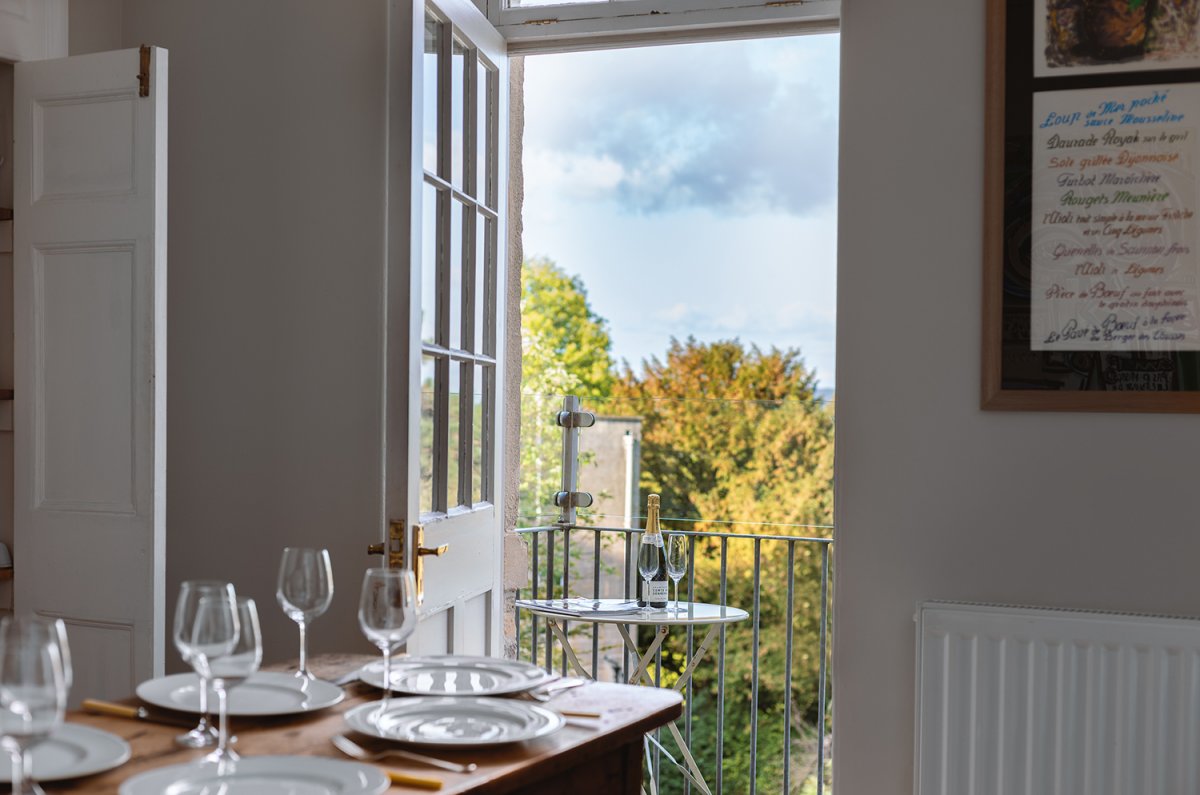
[138, 45, 151, 97]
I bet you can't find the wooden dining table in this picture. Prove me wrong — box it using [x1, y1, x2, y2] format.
[45, 653, 684, 794]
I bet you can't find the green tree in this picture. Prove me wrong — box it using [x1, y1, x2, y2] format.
[611, 337, 834, 793]
[521, 257, 616, 398]
[517, 258, 616, 524]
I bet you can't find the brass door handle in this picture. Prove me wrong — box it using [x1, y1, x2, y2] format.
[411, 525, 448, 602]
[367, 543, 385, 556]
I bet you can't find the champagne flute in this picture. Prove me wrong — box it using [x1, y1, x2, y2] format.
[358, 568, 417, 719]
[173, 581, 234, 748]
[276, 547, 334, 681]
[666, 534, 688, 614]
[203, 597, 262, 768]
[637, 534, 662, 613]
[0, 617, 69, 795]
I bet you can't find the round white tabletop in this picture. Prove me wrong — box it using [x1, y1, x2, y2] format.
[521, 599, 749, 626]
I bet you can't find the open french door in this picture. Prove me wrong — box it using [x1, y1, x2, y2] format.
[382, 0, 506, 654]
[13, 47, 167, 701]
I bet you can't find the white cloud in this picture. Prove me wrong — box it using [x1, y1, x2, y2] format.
[523, 34, 840, 217]
[663, 302, 690, 322]
[521, 36, 840, 388]
[522, 149, 625, 201]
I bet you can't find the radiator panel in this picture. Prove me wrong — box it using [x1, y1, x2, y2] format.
[916, 602, 1200, 795]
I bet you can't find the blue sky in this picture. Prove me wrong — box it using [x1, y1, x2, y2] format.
[521, 33, 840, 390]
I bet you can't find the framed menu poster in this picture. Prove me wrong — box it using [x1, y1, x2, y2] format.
[984, 0, 1200, 411]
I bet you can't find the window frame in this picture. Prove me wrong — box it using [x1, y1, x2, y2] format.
[489, 0, 838, 53]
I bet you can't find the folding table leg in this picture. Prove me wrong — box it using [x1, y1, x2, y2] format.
[546, 619, 593, 680]
[607, 621, 721, 795]
[666, 720, 713, 795]
[671, 624, 720, 693]
[617, 623, 668, 687]
[643, 735, 656, 795]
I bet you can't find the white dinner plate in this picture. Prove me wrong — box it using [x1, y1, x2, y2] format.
[137, 671, 345, 717]
[357, 655, 557, 696]
[0, 723, 130, 783]
[344, 696, 565, 748]
[119, 755, 390, 795]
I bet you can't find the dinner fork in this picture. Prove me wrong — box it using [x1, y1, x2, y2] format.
[332, 733, 477, 773]
[524, 677, 587, 702]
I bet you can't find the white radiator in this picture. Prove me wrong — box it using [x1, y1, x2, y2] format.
[915, 601, 1200, 795]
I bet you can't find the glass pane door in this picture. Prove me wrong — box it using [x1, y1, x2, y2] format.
[419, 5, 501, 517]
[395, 0, 507, 654]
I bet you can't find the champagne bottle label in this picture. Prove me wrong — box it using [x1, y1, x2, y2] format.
[648, 580, 669, 602]
[641, 578, 669, 604]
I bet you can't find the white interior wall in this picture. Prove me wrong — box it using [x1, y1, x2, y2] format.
[835, 1, 1200, 792]
[74, 0, 393, 669]
[68, 0, 122, 55]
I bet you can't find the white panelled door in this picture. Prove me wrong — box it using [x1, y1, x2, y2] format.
[13, 47, 167, 702]
[383, 0, 506, 655]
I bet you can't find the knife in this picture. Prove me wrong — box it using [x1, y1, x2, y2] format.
[382, 769, 443, 790]
[82, 699, 198, 728]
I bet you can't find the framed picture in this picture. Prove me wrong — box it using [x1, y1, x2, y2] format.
[984, 0, 1200, 411]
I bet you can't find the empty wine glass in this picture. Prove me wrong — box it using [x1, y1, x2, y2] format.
[173, 581, 234, 748]
[358, 568, 417, 718]
[637, 533, 663, 612]
[201, 597, 261, 768]
[666, 534, 688, 614]
[182, 590, 239, 764]
[276, 547, 333, 681]
[0, 617, 69, 795]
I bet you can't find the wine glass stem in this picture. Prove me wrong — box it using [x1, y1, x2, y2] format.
[9, 748, 24, 794]
[215, 683, 230, 756]
[673, 580, 679, 612]
[197, 675, 210, 729]
[9, 743, 37, 795]
[381, 648, 391, 714]
[297, 621, 308, 677]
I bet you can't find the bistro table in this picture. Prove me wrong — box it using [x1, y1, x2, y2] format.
[518, 600, 749, 795]
[45, 653, 682, 794]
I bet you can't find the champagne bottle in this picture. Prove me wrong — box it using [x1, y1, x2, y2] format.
[637, 494, 670, 609]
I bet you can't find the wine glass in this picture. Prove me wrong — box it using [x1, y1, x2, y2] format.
[182, 589, 238, 765]
[173, 581, 234, 748]
[637, 534, 662, 612]
[201, 597, 262, 768]
[358, 568, 417, 718]
[666, 534, 688, 614]
[0, 617, 70, 795]
[276, 547, 334, 681]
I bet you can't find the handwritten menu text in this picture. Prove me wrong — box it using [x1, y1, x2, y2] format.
[1031, 85, 1200, 351]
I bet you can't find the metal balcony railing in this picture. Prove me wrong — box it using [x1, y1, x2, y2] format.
[512, 397, 834, 794]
